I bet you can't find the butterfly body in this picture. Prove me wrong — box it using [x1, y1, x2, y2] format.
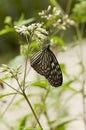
[30, 44, 63, 87]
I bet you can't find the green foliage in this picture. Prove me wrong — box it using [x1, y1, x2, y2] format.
[72, 0, 86, 23]
[17, 115, 29, 130]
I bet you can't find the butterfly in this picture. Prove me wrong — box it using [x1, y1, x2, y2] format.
[30, 44, 63, 87]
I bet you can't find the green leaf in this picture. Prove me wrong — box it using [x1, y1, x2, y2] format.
[14, 15, 35, 26]
[60, 64, 68, 77]
[0, 75, 11, 81]
[0, 27, 14, 35]
[0, 93, 18, 99]
[18, 115, 29, 130]
[58, 118, 77, 127]
[4, 16, 12, 25]
[51, 36, 65, 46]
[31, 79, 49, 89]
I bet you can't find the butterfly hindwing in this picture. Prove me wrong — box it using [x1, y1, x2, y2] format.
[46, 48, 63, 86]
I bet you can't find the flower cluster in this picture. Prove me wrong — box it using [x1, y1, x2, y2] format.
[14, 25, 29, 35]
[39, 5, 75, 30]
[15, 23, 48, 44]
[0, 64, 21, 78]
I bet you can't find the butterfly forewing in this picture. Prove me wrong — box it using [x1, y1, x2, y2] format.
[30, 50, 44, 75]
[30, 44, 63, 87]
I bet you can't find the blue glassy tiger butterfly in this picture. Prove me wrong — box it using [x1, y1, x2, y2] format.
[30, 44, 63, 87]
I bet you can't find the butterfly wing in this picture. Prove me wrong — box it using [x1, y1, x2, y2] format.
[30, 50, 44, 75]
[46, 48, 63, 87]
[30, 45, 63, 87]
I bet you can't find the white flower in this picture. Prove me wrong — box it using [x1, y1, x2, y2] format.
[14, 25, 29, 35]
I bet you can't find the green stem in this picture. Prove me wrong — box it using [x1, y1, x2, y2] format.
[76, 24, 86, 130]
[0, 79, 22, 94]
[22, 35, 29, 91]
[66, 0, 73, 14]
[49, 0, 63, 10]
[82, 78, 86, 130]
[32, 90, 50, 128]
[21, 35, 43, 129]
[0, 92, 19, 118]
[80, 56, 86, 130]
[23, 91, 43, 130]
[10, 70, 23, 92]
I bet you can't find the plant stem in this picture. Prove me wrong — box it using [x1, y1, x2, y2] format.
[10, 70, 23, 92]
[22, 35, 29, 91]
[80, 56, 86, 130]
[23, 91, 43, 130]
[32, 90, 50, 128]
[0, 79, 22, 94]
[21, 35, 43, 129]
[66, 0, 73, 14]
[0, 92, 19, 118]
[76, 24, 86, 130]
[82, 78, 86, 130]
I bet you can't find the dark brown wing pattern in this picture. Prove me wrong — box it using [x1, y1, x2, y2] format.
[30, 44, 63, 87]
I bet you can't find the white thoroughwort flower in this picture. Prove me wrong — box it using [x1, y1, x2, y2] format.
[53, 8, 62, 16]
[47, 5, 51, 11]
[27, 23, 48, 44]
[14, 25, 29, 35]
[38, 6, 75, 30]
[67, 19, 75, 25]
[15, 23, 48, 44]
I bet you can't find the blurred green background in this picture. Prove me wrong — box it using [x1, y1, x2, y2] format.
[0, 0, 50, 63]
